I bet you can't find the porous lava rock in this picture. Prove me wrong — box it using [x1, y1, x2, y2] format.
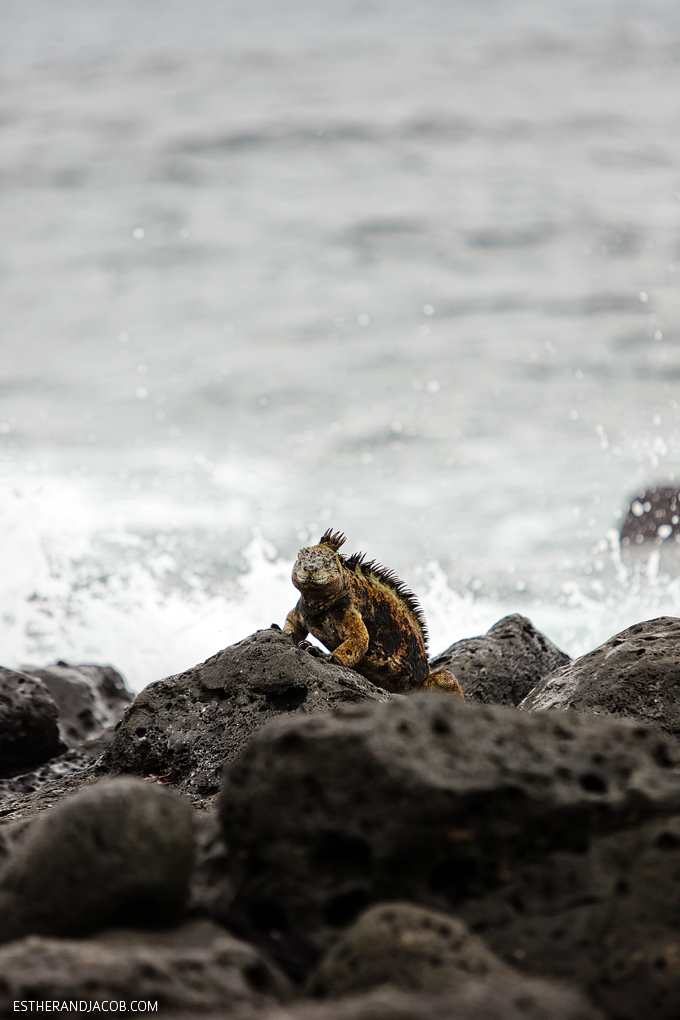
[103, 627, 391, 802]
[0, 919, 292, 1013]
[429, 614, 570, 706]
[262, 979, 604, 1020]
[518, 616, 680, 736]
[219, 691, 680, 968]
[20, 660, 133, 749]
[0, 667, 61, 778]
[0, 777, 195, 943]
[304, 902, 514, 997]
[457, 812, 680, 1020]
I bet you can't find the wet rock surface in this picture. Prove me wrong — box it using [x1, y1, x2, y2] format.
[103, 627, 391, 803]
[429, 613, 570, 706]
[518, 616, 680, 736]
[0, 777, 195, 942]
[0, 919, 292, 1013]
[219, 690, 680, 967]
[0, 667, 61, 778]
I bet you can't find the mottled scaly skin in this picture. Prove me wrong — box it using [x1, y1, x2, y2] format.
[284, 529, 463, 697]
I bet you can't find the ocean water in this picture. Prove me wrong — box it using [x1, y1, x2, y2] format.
[2, 0, 680, 691]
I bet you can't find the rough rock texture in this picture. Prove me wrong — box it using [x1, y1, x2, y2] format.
[456, 811, 680, 1020]
[305, 902, 513, 997]
[518, 616, 680, 736]
[263, 980, 604, 1020]
[104, 627, 391, 802]
[219, 691, 680, 971]
[429, 614, 570, 706]
[620, 486, 680, 547]
[20, 661, 133, 749]
[0, 667, 61, 778]
[0, 777, 195, 942]
[0, 919, 292, 1012]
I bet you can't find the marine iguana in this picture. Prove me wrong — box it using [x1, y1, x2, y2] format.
[284, 529, 464, 696]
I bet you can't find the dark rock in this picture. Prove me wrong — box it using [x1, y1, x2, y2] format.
[0, 668, 61, 778]
[219, 691, 680, 968]
[19, 661, 133, 749]
[0, 762, 105, 825]
[620, 486, 680, 547]
[429, 614, 570, 706]
[0, 919, 292, 1012]
[518, 616, 680, 736]
[263, 980, 604, 1020]
[103, 627, 391, 804]
[457, 812, 680, 1020]
[305, 902, 513, 998]
[0, 777, 195, 942]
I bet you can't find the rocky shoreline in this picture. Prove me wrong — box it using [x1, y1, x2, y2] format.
[2, 614, 680, 1018]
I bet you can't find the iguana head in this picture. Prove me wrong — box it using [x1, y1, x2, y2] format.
[292, 529, 347, 608]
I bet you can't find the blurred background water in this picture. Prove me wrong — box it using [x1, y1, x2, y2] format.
[2, 0, 680, 690]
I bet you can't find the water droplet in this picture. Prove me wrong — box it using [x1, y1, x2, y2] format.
[639, 291, 649, 303]
[357, 313, 370, 326]
[136, 387, 149, 400]
[132, 227, 145, 240]
[654, 329, 663, 341]
[118, 331, 129, 343]
[422, 304, 435, 316]
[425, 380, 440, 393]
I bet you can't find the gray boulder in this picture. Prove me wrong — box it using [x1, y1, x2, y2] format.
[518, 616, 680, 736]
[0, 668, 61, 778]
[20, 661, 133, 749]
[103, 627, 391, 803]
[219, 691, 680, 966]
[0, 919, 292, 1012]
[429, 614, 570, 706]
[263, 980, 604, 1020]
[0, 777, 195, 942]
[305, 902, 514, 998]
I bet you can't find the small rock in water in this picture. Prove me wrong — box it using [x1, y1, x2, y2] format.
[0, 668, 61, 778]
[518, 616, 680, 735]
[429, 614, 570, 706]
[620, 486, 680, 547]
[0, 777, 195, 943]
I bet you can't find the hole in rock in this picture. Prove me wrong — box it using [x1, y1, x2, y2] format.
[244, 961, 274, 992]
[579, 772, 607, 793]
[135, 727, 147, 738]
[431, 716, 451, 735]
[656, 831, 680, 850]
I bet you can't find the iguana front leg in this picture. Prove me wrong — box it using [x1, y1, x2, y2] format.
[329, 608, 369, 669]
[284, 606, 308, 644]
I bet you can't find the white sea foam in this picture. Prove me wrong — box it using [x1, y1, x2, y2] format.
[2, 472, 679, 693]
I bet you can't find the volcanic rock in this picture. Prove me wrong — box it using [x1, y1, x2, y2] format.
[0, 777, 195, 943]
[262, 979, 604, 1020]
[20, 660, 133, 749]
[103, 627, 391, 803]
[0, 919, 292, 1012]
[219, 691, 680, 966]
[518, 616, 680, 736]
[305, 902, 514, 998]
[0, 667, 61, 778]
[429, 614, 570, 706]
